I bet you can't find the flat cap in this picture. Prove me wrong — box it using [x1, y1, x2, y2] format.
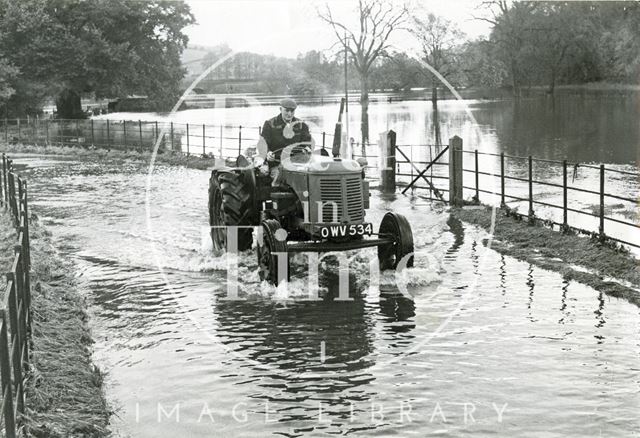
[279, 98, 297, 109]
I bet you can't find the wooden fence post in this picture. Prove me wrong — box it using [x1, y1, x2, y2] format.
[528, 155, 534, 223]
[322, 131, 326, 148]
[8, 171, 17, 223]
[138, 120, 143, 152]
[106, 119, 110, 148]
[562, 160, 568, 231]
[6, 274, 24, 414]
[0, 309, 17, 438]
[500, 152, 505, 207]
[238, 125, 242, 156]
[21, 181, 31, 338]
[155, 121, 159, 146]
[170, 122, 174, 150]
[599, 164, 605, 241]
[2, 154, 7, 205]
[448, 136, 463, 206]
[186, 123, 190, 156]
[474, 149, 479, 203]
[17, 178, 22, 217]
[123, 120, 127, 151]
[12, 244, 27, 365]
[380, 130, 396, 194]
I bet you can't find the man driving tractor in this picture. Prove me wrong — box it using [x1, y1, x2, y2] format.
[257, 98, 314, 183]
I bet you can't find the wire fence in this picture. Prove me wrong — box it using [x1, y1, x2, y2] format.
[1, 118, 339, 159]
[0, 154, 32, 438]
[395, 137, 639, 250]
[2, 117, 637, 249]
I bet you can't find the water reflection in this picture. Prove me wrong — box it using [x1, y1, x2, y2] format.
[559, 279, 569, 324]
[471, 95, 638, 163]
[212, 272, 376, 374]
[378, 289, 416, 334]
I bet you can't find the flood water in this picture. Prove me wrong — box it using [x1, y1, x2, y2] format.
[13, 147, 640, 436]
[100, 91, 639, 164]
[99, 92, 640, 250]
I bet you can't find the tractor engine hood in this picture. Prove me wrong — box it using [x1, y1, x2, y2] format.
[281, 155, 363, 175]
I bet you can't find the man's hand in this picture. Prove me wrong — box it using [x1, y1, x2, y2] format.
[266, 151, 276, 162]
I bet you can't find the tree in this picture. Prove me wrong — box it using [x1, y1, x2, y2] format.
[318, 0, 408, 148]
[411, 12, 464, 107]
[0, 58, 19, 110]
[458, 39, 508, 88]
[474, 1, 537, 96]
[369, 52, 422, 92]
[0, 0, 194, 118]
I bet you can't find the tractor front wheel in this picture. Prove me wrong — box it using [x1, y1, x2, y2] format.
[378, 212, 414, 271]
[257, 219, 289, 285]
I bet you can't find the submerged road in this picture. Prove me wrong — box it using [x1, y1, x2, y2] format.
[13, 154, 640, 437]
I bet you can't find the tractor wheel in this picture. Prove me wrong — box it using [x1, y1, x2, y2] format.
[209, 175, 226, 250]
[208, 170, 256, 251]
[378, 212, 414, 271]
[257, 219, 289, 285]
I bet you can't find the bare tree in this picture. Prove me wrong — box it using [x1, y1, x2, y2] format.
[410, 12, 464, 145]
[411, 13, 464, 108]
[318, 0, 408, 148]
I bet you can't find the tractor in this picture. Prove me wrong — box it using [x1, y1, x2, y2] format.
[208, 143, 415, 285]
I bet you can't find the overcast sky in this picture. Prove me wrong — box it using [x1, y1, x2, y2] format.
[184, 0, 491, 58]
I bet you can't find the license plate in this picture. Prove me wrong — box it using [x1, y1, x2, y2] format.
[320, 223, 373, 238]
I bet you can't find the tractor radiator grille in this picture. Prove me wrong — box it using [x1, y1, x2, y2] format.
[319, 177, 363, 223]
[345, 177, 364, 222]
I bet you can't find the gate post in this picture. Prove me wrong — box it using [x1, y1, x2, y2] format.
[448, 136, 463, 206]
[599, 164, 605, 241]
[380, 130, 396, 194]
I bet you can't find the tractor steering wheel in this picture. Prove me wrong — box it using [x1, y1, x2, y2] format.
[267, 144, 313, 164]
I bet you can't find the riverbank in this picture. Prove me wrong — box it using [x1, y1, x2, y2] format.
[0, 143, 220, 171]
[453, 205, 640, 306]
[0, 211, 109, 436]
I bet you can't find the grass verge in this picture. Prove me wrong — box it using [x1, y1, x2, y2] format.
[453, 205, 640, 306]
[0, 142, 220, 171]
[0, 210, 109, 437]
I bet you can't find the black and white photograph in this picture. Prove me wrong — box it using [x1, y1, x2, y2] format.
[0, 0, 638, 436]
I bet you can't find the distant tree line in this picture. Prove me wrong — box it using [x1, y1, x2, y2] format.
[192, 1, 640, 98]
[469, 1, 640, 95]
[1, 1, 638, 119]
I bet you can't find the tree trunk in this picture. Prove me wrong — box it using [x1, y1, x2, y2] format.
[56, 89, 85, 119]
[510, 59, 520, 99]
[359, 72, 369, 152]
[431, 81, 442, 145]
[433, 103, 442, 146]
[548, 69, 556, 95]
[431, 83, 438, 110]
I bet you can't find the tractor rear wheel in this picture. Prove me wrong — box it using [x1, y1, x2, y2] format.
[208, 170, 256, 251]
[257, 219, 289, 285]
[378, 212, 414, 270]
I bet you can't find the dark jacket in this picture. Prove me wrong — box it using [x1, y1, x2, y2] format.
[261, 114, 311, 159]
